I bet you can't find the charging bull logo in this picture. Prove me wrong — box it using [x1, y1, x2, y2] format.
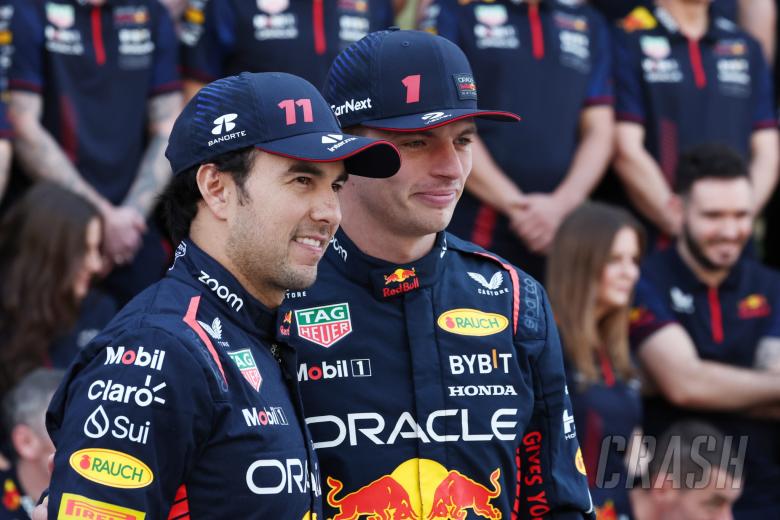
[327, 459, 502, 520]
[428, 468, 501, 520]
[385, 268, 416, 285]
[327, 475, 418, 520]
[383, 268, 420, 298]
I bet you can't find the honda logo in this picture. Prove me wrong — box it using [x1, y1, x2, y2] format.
[212, 113, 238, 135]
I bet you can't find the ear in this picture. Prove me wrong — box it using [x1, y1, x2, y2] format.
[11, 424, 42, 461]
[196, 163, 233, 221]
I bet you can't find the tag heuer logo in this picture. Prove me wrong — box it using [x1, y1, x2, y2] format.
[227, 349, 262, 392]
[294, 303, 352, 348]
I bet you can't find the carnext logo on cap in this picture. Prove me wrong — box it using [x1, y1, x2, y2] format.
[453, 73, 477, 100]
[331, 97, 372, 117]
[208, 113, 247, 147]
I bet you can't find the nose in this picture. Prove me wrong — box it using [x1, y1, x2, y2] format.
[431, 141, 467, 181]
[311, 187, 342, 231]
[623, 258, 640, 283]
[719, 218, 740, 240]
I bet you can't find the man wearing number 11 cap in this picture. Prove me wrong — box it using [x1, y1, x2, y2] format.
[36, 71, 400, 518]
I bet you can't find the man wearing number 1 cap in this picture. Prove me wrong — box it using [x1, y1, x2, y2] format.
[281, 29, 595, 520]
[36, 71, 400, 518]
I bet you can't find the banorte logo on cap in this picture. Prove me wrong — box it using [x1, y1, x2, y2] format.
[327, 458, 502, 520]
[212, 113, 238, 135]
[208, 113, 246, 147]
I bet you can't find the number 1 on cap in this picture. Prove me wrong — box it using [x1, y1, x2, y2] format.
[278, 98, 314, 125]
[402, 74, 421, 104]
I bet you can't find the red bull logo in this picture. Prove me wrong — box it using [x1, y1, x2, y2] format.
[385, 268, 416, 285]
[327, 459, 503, 520]
[621, 6, 656, 32]
[383, 268, 420, 298]
[280, 310, 293, 335]
[327, 475, 418, 520]
[428, 468, 501, 520]
[738, 294, 771, 319]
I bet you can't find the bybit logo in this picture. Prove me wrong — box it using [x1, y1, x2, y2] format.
[212, 113, 238, 135]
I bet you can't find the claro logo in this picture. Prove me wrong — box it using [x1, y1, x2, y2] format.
[199, 270, 244, 311]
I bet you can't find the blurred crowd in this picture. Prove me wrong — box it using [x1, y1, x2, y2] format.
[0, 0, 779, 519]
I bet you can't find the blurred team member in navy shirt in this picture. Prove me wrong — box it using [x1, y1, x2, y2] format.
[0, 369, 62, 520]
[0, 183, 115, 398]
[629, 144, 780, 518]
[548, 202, 645, 520]
[179, 0, 395, 101]
[420, 0, 615, 280]
[612, 0, 778, 249]
[8, 0, 182, 304]
[590, 0, 776, 62]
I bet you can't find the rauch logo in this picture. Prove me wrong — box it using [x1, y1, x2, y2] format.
[69, 448, 153, 489]
[437, 309, 508, 336]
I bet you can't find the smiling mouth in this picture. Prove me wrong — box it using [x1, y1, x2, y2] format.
[295, 237, 324, 249]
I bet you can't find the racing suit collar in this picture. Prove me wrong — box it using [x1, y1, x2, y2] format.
[325, 229, 448, 300]
[167, 239, 277, 339]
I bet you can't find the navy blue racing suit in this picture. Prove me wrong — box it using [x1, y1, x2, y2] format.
[45, 239, 322, 519]
[280, 229, 594, 520]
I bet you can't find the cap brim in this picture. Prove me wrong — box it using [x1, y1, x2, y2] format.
[359, 108, 521, 132]
[255, 132, 401, 178]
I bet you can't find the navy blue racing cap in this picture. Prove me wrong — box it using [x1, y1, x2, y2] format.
[323, 29, 520, 131]
[166, 72, 401, 177]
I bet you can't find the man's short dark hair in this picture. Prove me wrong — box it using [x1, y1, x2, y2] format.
[675, 143, 749, 196]
[648, 420, 738, 489]
[159, 147, 256, 244]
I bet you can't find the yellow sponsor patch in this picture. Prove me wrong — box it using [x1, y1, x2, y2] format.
[575, 448, 587, 476]
[621, 6, 657, 32]
[69, 448, 154, 489]
[58, 493, 146, 519]
[437, 309, 508, 336]
[184, 7, 204, 24]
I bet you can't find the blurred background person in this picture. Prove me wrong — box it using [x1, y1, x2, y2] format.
[629, 144, 780, 518]
[0, 183, 114, 398]
[631, 419, 743, 520]
[612, 0, 778, 250]
[8, 0, 182, 305]
[548, 202, 645, 520]
[420, 0, 614, 281]
[590, 0, 775, 63]
[178, 0, 397, 101]
[0, 369, 62, 520]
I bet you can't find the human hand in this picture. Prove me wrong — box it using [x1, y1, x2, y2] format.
[102, 205, 147, 266]
[508, 193, 567, 254]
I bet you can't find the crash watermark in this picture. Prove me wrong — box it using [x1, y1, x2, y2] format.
[592, 434, 748, 490]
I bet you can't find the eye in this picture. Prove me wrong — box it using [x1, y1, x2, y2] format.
[401, 139, 426, 149]
[332, 182, 344, 193]
[455, 135, 474, 146]
[295, 176, 313, 186]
